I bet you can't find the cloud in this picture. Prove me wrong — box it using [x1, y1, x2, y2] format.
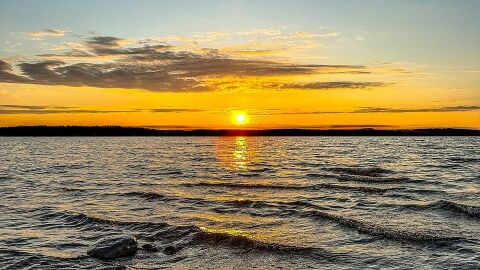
[0, 104, 74, 110]
[0, 104, 136, 114]
[281, 81, 386, 89]
[0, 33, 389, 92]
[253, 110, 344, 115]
[354, 106, 480, 113]
[237, 29, 282, 36]
[86, 36, 125, 47]
[149, 108, 206, 113]
[39, 36, 170, 59]
[318, 32, 341, 38]
[22, 29, 69, 39]
[0, 60, 28, 83]
[255, 105, 480, 115]
[0, 104, 209, 114]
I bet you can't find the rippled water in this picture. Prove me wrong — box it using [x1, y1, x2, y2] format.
[0, 137, 479, 269]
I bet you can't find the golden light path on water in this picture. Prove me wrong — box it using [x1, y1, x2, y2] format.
[215, 136, 256, 171]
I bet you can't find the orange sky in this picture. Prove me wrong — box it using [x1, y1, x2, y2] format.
[0, 81, 478, 129]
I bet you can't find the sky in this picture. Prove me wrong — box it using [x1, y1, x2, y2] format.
[0, 0, 479, 129]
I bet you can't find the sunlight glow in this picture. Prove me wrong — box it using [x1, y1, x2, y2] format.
[231, 112, 249, 125]
[235, 114, 245, 124]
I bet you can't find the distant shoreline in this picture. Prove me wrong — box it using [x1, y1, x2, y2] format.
[0, 126, 479, 136]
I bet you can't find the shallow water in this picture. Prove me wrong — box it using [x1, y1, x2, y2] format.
[0, 137, 479, 269]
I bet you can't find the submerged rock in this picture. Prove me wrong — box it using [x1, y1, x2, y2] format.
[87, 236, 138, 260]
[140, 243, 160, 252]
[163, 245, 177, 255]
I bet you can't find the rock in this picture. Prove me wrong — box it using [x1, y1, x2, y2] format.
[163, 245, 177, 255]
[87, 236, 138, 260]
[140, 243, 160, 252]
[99, 266, 127, 270]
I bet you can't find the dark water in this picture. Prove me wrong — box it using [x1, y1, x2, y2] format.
[0, 137, 479, 269]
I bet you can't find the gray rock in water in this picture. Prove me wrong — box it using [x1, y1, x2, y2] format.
[140, 243, 160, 252]
[163, 245, 177, 255]
[87, 236, 138, 260]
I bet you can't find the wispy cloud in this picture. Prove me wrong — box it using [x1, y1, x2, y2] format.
[237, 29, 282, 36]
[281, 81, 386, 89]
[354, 106, 480, 113]
[257, 105, 480, 115]
[22, 29, 69, 40]
[149, 108, 207, 113]
[2, 103, 477, 116]
[0, 104, 135, 114]
[0, 104, 209, 114]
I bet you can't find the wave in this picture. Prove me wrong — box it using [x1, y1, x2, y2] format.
[435, 200, 480, 218]
[153, 170, 183, 175]
[296, 161, 318, 167]
[448, 157, 480, 163]
[306, 173, 332, 178]
[325, 167, 394, 177]
[29, 208, 335, 259]
[25, 203, 467, 262]
[32, 207, 169, 233]
[0, 248, 89, 270]
[313, 183, 396, 193]
[406, 188, 446, 195]
[49, 164, 90, 170]
[107, 190, 276, 212]
[183, 182, 307, 190]
[62, 187, 106, 193]
[304, 210, 460, 243]
[121, 191, 177, 201]
[184, 182, 395, 193]
[236, 172, 261, 177]
[192, 228, 332, 258]
[251, 167, 276, 173]
[335, 174, 408, 183]
[224, 199, 271, 208]
[120, 190, 265, 208]
[377, 200, 480, 219]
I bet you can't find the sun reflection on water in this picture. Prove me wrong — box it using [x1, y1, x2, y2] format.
[232, 136, 248, 169]
[215, 136, 256, 170]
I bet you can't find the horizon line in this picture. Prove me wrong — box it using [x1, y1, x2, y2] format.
[1, 125, 480, 131]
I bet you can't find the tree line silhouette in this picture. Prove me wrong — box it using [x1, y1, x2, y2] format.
[0, 126, 478, 136]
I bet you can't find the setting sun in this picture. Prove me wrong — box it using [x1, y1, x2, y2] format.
[236, 114, 245, 124]
[232, 112, 249, 125]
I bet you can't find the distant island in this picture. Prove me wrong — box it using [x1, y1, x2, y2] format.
[0, 126, 478, 136]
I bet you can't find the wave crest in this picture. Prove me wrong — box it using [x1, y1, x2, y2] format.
[325, 167, 394, 177]
[335, 174, 408, 183]
[436, 200, 480, 218]
[304, 210, 460, 242]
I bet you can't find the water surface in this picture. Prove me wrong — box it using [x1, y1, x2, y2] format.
[0, 137, 479, 269]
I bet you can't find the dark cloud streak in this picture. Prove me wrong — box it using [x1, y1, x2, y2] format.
[0, 104, 209, 114]
[282, 81, 386, 89]
[354, 106, 480, 113]
[259, 105, 480, 115]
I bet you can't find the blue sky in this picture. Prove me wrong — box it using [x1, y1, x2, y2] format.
[1, 0, 479, 67]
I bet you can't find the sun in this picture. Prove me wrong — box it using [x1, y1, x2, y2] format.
[236, 114, 245, 123]
[231, 112, 249, 125]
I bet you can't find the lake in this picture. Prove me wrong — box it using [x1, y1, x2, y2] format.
[0, 137, 479, 269]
